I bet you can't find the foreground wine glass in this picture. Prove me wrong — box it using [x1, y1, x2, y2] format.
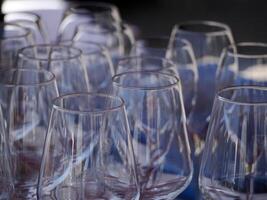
[4, 12, 48, 44]
[17, 44, 89, 94]
[170, 20, 234, 199]
[113, 71, 193, 200]
[217, 42, 267, 90]
[200, 86, 267, 199]
[57, 1, 121, 41]
[62, 41, 115, 93]
[0, 68, 58, 199]
[0, 23, 33, 67]
[38, 93, 139, 200]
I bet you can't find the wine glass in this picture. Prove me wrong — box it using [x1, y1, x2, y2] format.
[199, 86, 267, 199]
[4, 12, 49, 44]
[217, 42, 267, 90]
[62, 40, 115, 93]
[0, 23, 33, 67]
[170, 20, 234, 199]
[130, 37, 198, 115]
[0, 68, 59, 199]
[112, 71, 193, 199]
[57, 1, 121, 41]
[73, 20, 134, 64]
[17, 44, 90, 94]
[38, 93, 139, 200]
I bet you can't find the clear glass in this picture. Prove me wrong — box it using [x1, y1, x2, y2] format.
[170, 20, 234, 199]
[0, 107, 14, 199]
[0, 23, 33, 67]
[38, 93, 139, 200]
[217, 42, 267, 90]
[112, 71, 193, 200]
[130, 37, 198, 115]
[73, 21, 134, 63]
[200, 86, 267, 199]
[62, 40, 115, 93]
[4, 12, 49, 44]
[0, 68, 59, 199]
[17, 44, 90, 94]
[57, 1, 121, 41]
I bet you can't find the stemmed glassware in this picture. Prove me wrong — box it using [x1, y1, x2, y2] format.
[57, 1, 121, 41]
[217, 42, 267, 90]
[130, 37, 197, 115]
[3, 12, 49, 44]
[17, 44, 89, 94]
[170, 20, 234, 199]
[112, 71, 193, 199]
[0, 68, 59, 199]
[0, 23, 33, 67]
[38, 93, 139, 200]
[199, 86, 267, 199]
[62, 40, 115, 93]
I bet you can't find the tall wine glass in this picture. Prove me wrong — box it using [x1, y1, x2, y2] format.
[200, 86, 267, 199]
[17, 44, 89, 94]
[62, 40, 115, 93]
[57, 1, 121, 41]
[0, 23, 33, 67]
[130, 37, 197, 115]
[0, 68, 59, 199]
[4, 12, 48, 44]
[170, 20, 234, 199]
[217, 42, 267, 90]
[38, 93, 139, 200]
[113, 71, 193, 199]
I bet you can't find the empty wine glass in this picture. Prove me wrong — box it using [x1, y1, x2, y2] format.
[62, 40, 115, 93]
[0, 23, 33, 67]
[38, 93, 139, 200]
[130, 37, 198, 115]
[200, 86, 267, 199]
[73, 20, 134, 64]
[0, 68, 59, 199]
[4, 12, 49, 44]
[112, 71, 193, 199]
[116, 55, 196, 116]
[57, 1, 121, 41]
[170, 20, 234, 199]
[217, 42, 267, 90]
[17, 44, 89, 94]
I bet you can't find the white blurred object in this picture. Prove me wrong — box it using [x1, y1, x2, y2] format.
[2, 0, 69, 42]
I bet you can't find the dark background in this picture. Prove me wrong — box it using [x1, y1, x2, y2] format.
[95, 0, 267, 42]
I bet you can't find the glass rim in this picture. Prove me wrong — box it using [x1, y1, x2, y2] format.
[225, 42, 267, 58]
[0, 68, 56, 87]
[0, 22, 31, 40]
[52, 93, 125, 114]
[174, 20, 231, 36]
[218, 86, 267, 105]
[60, 40, 107, 55]
[112, 70, 180, 91]
[68, 1, 119, 15]
[5, 11, 41, 23]
[18, 44, 82, 61]
[118, 55, 177, 67]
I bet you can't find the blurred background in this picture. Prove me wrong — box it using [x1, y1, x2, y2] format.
[2, 0, 267, 42]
